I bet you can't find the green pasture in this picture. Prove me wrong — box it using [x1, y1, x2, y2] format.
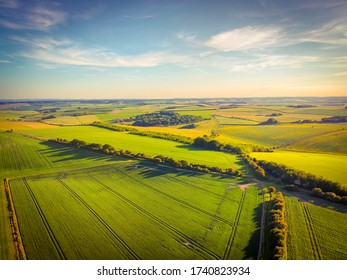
[20, 126, 243, 170]
[285, 197, 347, 259]
[251, 150, 347, 186]
[9, 163, 261, 259]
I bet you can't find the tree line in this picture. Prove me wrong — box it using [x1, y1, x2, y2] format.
[311, 187, 347, 205]
[92, 122, 138, 132]
[268, 190, 287, 260]
[193, 135, 273, 154]
[50, 138, 243, 177]
[129, 131, 193, 144]
[255, 159, 347, 205]
[240, 155, 266, 179]
[293, 116, 347, 124]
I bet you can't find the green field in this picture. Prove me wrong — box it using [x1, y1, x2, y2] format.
[218, 123, 347, 147]
[285, 197, 347, 259]
[1, 98, 346, 260]
[285, 130, 347, 154]
[20, 126, 243, 170]
[214, 115, 259, 125]
[0, 132, 126, 178]
[9, 162, 261, 259]
[251, 150, 347, 186]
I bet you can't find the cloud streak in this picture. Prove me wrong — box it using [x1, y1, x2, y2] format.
[0, 5, 66, 31]
[204, 26, 283, 51]
[12, 36, 185, 68]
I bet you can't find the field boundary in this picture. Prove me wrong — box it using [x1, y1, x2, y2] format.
[257, 189, 266, 260]
[23, 178, 66, 260]
[4, 178, 27, 260]
[222, 188, 246, 259]
[301, 203, 322, 260]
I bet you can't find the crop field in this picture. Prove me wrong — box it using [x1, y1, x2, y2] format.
[214, 115, 259, 125]
[9, 163, 261, 259]
[285, 197, 347, 259]
[0, 132, 127, 177]
[250, 150, 347, 186]
[218, 123, 347, 147]
[42, 115, 101, 125]
[285, 130, 347, 154]
[0, 121, 53, 131]
[20, 126, 243, 170]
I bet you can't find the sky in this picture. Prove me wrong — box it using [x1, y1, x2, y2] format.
[0, 0, 346, 99]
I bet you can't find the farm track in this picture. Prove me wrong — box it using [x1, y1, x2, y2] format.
[116, 167, 234, 226]
[257, 191, 266, 260]
[56, 178, 140, 260]
[159, 172, 231, 201]
[22, 178, 66, 260]
[222, 188, 246, 260]
[302, 204, 322, 260]
[89, 175, 220, 259]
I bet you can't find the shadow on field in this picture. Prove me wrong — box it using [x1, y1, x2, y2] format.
[127, 161, 232, 181]
[38, 141, 123, 163]
[243, 202, 262, 259]
[175, 144, 208, 151]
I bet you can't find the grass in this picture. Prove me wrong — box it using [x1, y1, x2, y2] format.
[218, 123, 347, 147]
[0, 121, 52, 131]
[250, 150, 347, 186]
[226, 186, 262, 259]
[285, 129, 347, 154]
[175, 110, 215, 119]
[214, 115, 259, 125]
[285, 197, 347, 259]
[20, 126, 244, 170]
[9, 162, 259, 259]
[42, 115, 100, 125]
[0, 180, 16, 259]
[0, 132, 127, 178]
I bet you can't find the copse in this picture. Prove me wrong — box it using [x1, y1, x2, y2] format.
[132, 111, 204, 127]
[193, 136, 272, 154]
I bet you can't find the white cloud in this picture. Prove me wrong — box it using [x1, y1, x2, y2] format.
[0, 5, 66, 31]
[204, 26, 283, 51]
[0, 59, 11, 63]
[199, 53, 318, 73]
[13, 36, 186, 68]
[176, 32, 197, 43]
[303, 20, 347, 45]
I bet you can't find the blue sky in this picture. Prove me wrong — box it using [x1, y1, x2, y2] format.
[0, 0, 346, 99]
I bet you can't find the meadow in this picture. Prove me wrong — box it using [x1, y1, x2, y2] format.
[250, 150, 347, 186]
